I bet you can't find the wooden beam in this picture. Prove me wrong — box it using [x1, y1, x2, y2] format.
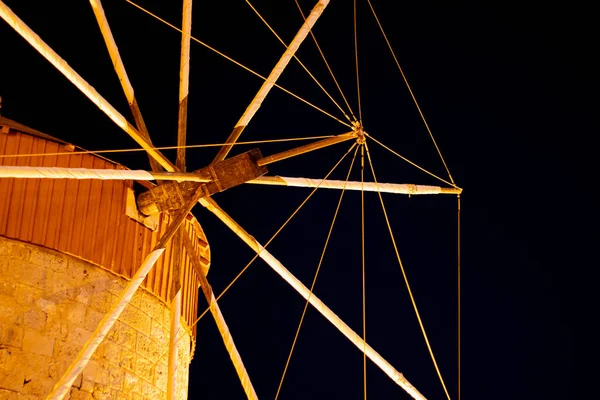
[177, 0, 193, 172]
[212, 0, 331, 163]
[0, 1, 176, 172]
[182, 235, 258, 399]
[199, 197, 427, 400]
[256, 132, 355, 166]
[89, 0, 163, 172]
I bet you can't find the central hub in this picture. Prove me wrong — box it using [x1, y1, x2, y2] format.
[353, 122, 366, 144]
[137, 149, 268, 216]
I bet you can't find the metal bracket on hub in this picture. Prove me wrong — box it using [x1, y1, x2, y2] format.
[137, 149, 268, 216]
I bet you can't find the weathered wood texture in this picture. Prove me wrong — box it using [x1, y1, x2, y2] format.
[0, 127, 209, 339]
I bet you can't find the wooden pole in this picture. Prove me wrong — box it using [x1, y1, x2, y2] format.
[89, 0, 163, 172]
[256, 132, 355, 166]
[212, 0, 331, 163]
[46, 186, 206, 400]
[199, 197, 427, 400]
[0, 1, 176, 172]
[168, 1, 193, 394]
[0, 165, 462, 195]
[177, 0, 193, 172]
[182, 235, 258, 399]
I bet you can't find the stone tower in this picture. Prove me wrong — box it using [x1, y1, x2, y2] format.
[0, 117, 210, 399]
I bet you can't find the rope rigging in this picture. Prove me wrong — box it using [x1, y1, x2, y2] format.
[148, 143, 359, 373]
[0, 135, 338, 159]
[365, 0, 455, 184]
[244, 0, 352, 124]
[364, 141, 452, 400]
[274, 145, 359, 400]
[294, 0, 358, 122]
[123, 0, 352, 129]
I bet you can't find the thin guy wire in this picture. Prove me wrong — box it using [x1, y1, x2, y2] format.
[354, 0, 363, 122]
[364, 141, 452, 400]
[366, 0, 454, 184]
[361, 143, 367, 400]
[0, 135, 337, 159]
[192, 143, 358, 326]
[294, 0, 357, 122]
[457, 195, 461, 400]
[366, 133, 459, 189]
[148, 143, 358, 373]
[245, 0, 352, 123]
[123, 0, 352, 128]
[274, 145, 359, 400]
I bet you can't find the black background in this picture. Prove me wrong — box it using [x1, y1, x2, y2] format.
[1, 0, 597, 398]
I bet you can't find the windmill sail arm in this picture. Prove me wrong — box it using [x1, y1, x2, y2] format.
[0, 1, 175, 172]
[199, 197, 427, 400]
[212, 0, 331, 163]
[248, 175, 462, 195]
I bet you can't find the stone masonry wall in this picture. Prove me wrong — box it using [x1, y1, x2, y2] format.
[0, 236, 191, 400]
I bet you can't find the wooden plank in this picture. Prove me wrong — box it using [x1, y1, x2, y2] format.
[20, 137, 46, 242]
[6, 134, 32, 238]
[82, 157, 105, 261]
[0, 133, 19, 235]
[31, 141, 58, 244]
[57, 151, 82, 252]
[43, 145, 71, 249]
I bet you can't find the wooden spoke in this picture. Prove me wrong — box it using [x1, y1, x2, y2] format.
[182, 235, 258, 399]
[90, 0, 163, 172]
[199, 197, 426, 400]
[177, 0, 193, 172]
[0, 1, 176, 172]
[212, 0, 331, 163]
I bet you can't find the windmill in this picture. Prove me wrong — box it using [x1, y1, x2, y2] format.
[0, 1, 462, 399]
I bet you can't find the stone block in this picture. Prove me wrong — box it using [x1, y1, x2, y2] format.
[80, 379, 95, 393]
[0, 370, 24, 392]
[140, 381, 162, 400]
[67, 327, 93, 347]
[22, 330, 54, 357]
[0, 389, 18, 400]
[70, 387, 93, 400]
[83, 360, 109, 386]
[29, 250, 66, 272]
[53, 340, 80, 360]
[116, 323, 136, 350]
[119, 350, 135, 372]
[137, 292, 163, 321]
[23, 309, 47, 330]
[122, 371, 140, 394]
[153, 363, 167, 391]
[92, 383, 111, 400]
[84, 309, 104, 332]
[75, 286, 92, 306]
[21, 352, 49, 381]
[136, 334, 160, 363]
[15, 286, 41, 307]
[35, 298, 57, 314]
[0, 281, 17, 298]
[44, 319, 68, 341]
[89, 291, 111, 314]
[134, 356, 153, 383]
[120, 306, 151, 337]
[0, 302, 23, 326]
[12, 263, 46, 290]
[150, 320, 168, 347]
[22, 376, 54, 397]
[61, 301, 87, 326]
[0, 325, 23, 348]
[109, 367, 124, 390]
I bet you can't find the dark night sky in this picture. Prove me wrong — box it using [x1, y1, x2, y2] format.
[1, 0, 597, 398]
